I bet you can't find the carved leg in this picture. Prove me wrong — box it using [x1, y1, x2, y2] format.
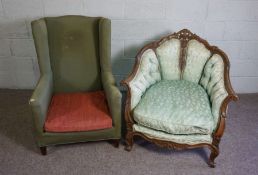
[125, 131, 134, 151]
[208, 145, 219, 168]
[39, 146, 47, 155]
[111, 139, 120, 148]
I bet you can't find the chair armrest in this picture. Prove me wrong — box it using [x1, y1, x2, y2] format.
[29, 75, 53, 135]
[200, 53, 238, 134]
[102, 72, 122, 129]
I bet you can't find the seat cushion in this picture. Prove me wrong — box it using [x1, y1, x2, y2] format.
[133, 124, 212, 145]
[44, 91, 112, 132]
[133, 80, 214, 135]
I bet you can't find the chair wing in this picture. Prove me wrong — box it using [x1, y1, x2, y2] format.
[122, 48, 161, 109]
[99, 18, 122, 131]
[29, 19, 53, 135]
[200, 54, 228, 127]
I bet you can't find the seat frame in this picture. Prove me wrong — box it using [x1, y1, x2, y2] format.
[121, 29, 238, 167]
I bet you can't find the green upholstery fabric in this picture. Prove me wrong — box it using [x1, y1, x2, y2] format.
[45, 16, 102, 93]
[133, 124, 212, 145]
[156, 39, 181, 80]
[99, 18, 122, 134]
[200, 54, 228, 128]
[30, 19, 53, 136]
[133, 80, 214, 135]
[30, 16, 121, 147]
[129, 49, 161, 109]
[126, 35, 231, 145]
[183, 40, 211, 83]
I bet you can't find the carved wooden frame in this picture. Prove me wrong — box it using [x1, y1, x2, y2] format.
[121, 29, 238, 168]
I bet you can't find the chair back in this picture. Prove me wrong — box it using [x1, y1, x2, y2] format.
[45, 16, 102, 93]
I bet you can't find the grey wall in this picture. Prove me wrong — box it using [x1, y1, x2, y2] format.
[0, 0, 257, 93]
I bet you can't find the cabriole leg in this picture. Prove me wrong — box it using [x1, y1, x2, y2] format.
[125, 131, 134, 151]
[208, 145, 219, 168]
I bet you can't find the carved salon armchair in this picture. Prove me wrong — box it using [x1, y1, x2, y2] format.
[121, 29, 238, 167]
[30, 16, 121, 155]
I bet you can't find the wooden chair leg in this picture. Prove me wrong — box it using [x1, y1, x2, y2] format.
[208, 145, 219, 168]
[125, 131, 134, 152]
[40, 146, 47, 155]
[112, 139, 120, 148]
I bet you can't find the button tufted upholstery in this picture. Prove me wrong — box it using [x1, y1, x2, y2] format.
[129, 49, 161, 109]
[122, 29, 238, 166]
[200, 54, 228, 127]
[128, 38, 228, 141]
[130, 38, 227, 134]
[129, 38, 227, 120]
[129, 38, 227, 141]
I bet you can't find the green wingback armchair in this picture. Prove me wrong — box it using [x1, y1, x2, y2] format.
[29, 16, 121, 155]
[121, 29, 238, 167]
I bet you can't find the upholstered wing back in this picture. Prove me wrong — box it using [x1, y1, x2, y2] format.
[129, 49, 161, 109]
[123, 29, 236, 125]
[200, 54, 228, 125]
[34, 16, 111, 93]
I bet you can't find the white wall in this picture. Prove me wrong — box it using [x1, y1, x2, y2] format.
[0, 0, 257, 93]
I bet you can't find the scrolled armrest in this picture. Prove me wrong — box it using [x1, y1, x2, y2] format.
[29, 75, 53, 134]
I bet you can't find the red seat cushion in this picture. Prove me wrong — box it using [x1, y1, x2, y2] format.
[44, 91, 112, 132]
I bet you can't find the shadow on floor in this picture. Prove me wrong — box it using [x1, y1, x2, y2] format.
[0, 89, 37, 152]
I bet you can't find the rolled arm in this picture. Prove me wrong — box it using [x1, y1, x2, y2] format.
[102, 72, 122, 129]
[29, 75, 53, 135]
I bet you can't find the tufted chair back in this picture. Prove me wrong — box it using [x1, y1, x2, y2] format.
[128, 29, 228, 113]
[34, 16, 103, 93]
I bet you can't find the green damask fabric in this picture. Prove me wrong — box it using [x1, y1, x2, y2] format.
[133, 80, 214, 135]
[183, 40, 211, 83]
[200, 54, 228, 129]
[133, 124, 212, 144]
[129, 49, 161, 109]
[156, 39, 181, 80]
